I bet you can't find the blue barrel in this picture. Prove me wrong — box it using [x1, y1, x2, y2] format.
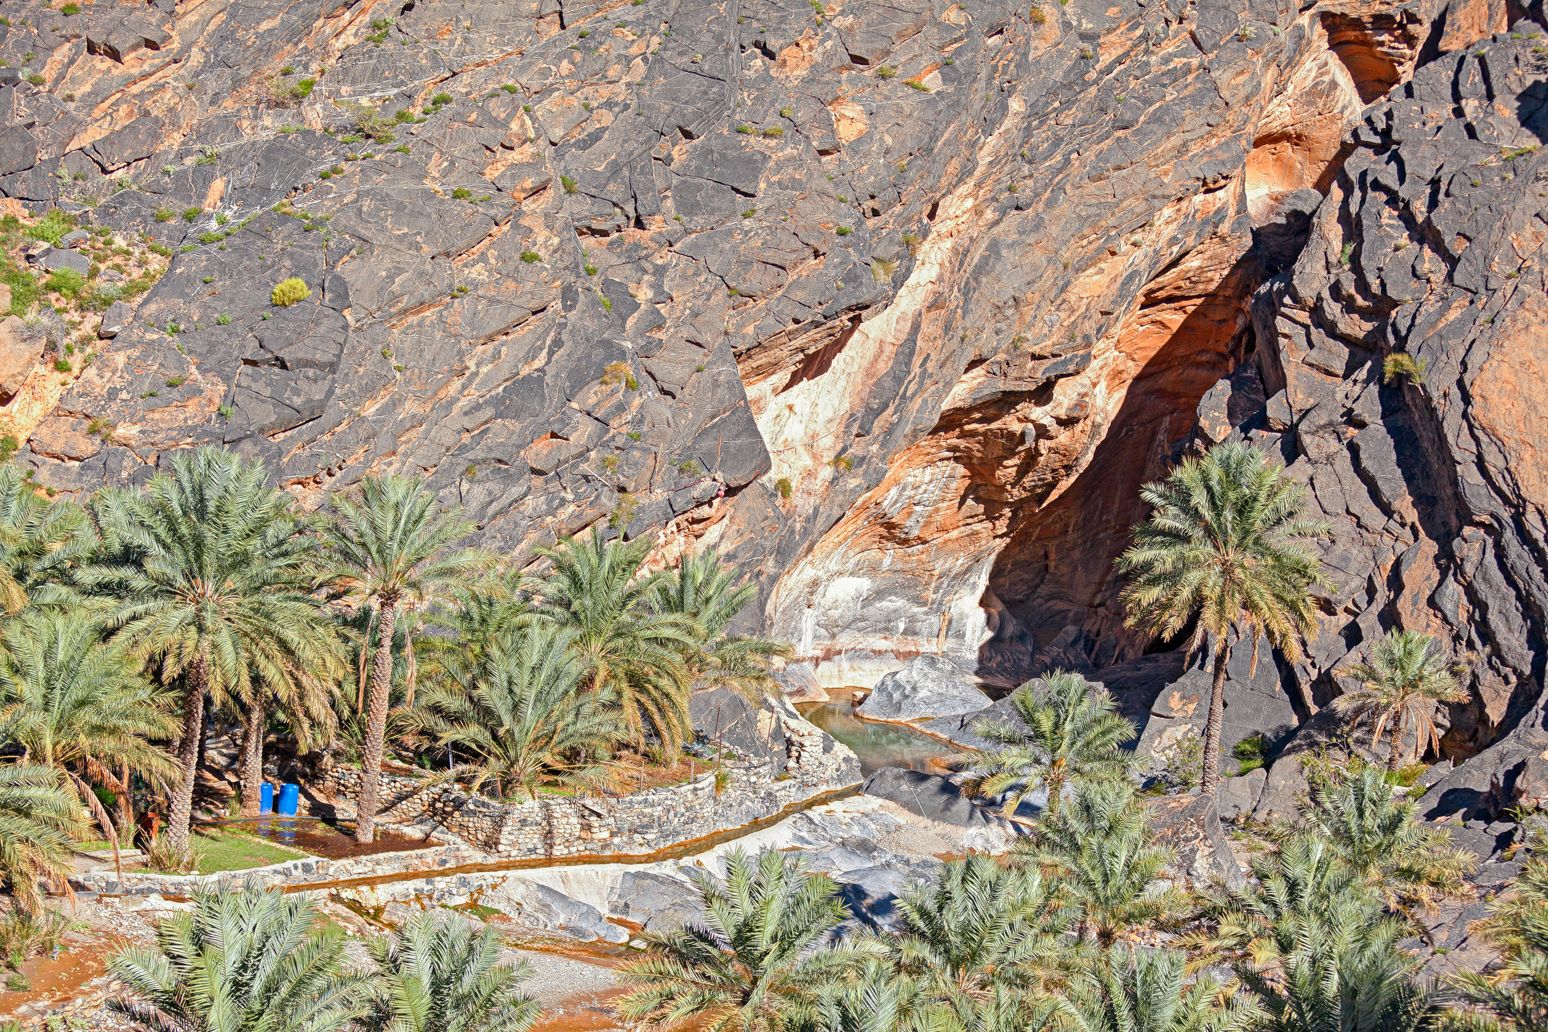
[277, 783, 300, 816]
[259, 782, 274, 815]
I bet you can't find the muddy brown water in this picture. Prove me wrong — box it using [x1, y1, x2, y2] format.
[204, 816, 438, 860]
[0, 930, 125, 1018]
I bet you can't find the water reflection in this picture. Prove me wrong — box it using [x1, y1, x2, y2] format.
[798, 702, 957, 775]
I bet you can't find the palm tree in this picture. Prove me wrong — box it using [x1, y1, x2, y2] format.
[619, 847, 849, 1032]
[1201, 835, 1437, 1032]
[652, 549, 789, 697]
[887, 854, 1072, 1024]
[415, 623, 616, 800]
[799, 961, 1046, 1032]
[1191, 835, 1370, 975]
[0, 464, 96, 613]
[1447, 853, 1548, 1031]
[536, 529, 699, 754]
[0, 762, 85, 914]
[1303, 766, 1472, 923]
[1058, 946, 1253, 1032]
[0, 611, 177, 858]
[968, 671, 1134, 817]
[1015, 779, 1180, 945]
[110, 886, 368, 1032]
[1334, 630, 1466, 771]
[1116, 441, 1328, 791]
[326, 474, 489, 844]
[1243, 914, 1436, 1032]
[365, 909, 540, 1032]
[86, 447, 342, 864]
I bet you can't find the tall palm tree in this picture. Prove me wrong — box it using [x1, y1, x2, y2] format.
[1058, 946, 1253, 1032]
[414, 623, 616, 800]
[1116, 441, 1328, 792]
[365, 910, 540, 1032]
[110, 886, 369, 1032]
[620, 847, 849, 1032]
[887, 855, 1072, 1024]
[1334, 630, 1467, 771]
[968, 671, 1134, 818]
[0, 464, 97, 613]
[0, 610, 177, 858]
[1015, 779, 1180, 945]
[85, 447, 342, 864]
[326, 474, 489, 844]
[536, 529, 699, 754]
[1302, 766, 1472, 923]
[1448, 853, 1548, 1031]
[0, 762, 85, 914]
[652, 549, 789, 698]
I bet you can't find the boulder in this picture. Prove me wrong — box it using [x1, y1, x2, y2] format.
[861, 767, 1009, 830]
[0, 317, 38, 402]
[608, 870, 702, 931]
[38, 248, 90, 276]
[1217, 767, 1267, 822]
[773, 661, 827, 705]
[98, 301, 131, 340]
[858, 656, 992, 722]
[689, 685, 787, 766]
[484, 881, 628, 944]
[1147, 793, 1243, 888]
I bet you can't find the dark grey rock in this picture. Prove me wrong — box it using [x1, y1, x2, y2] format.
[860, 767, 1013, 831]
[37, 248, 89, 276]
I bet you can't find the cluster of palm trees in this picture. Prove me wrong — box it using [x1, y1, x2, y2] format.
[0, 445, 782, 902]
[618, 767, 1539, 1032]
[109, 890, 540, 1032]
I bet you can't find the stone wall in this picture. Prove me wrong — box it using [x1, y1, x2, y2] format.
[73, 841, 479, 897]
[325, 708, 861, 857]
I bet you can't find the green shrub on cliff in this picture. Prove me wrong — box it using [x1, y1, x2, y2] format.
[270, 276, 311, 307]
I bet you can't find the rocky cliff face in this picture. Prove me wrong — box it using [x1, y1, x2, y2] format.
[0, 0, 1542, 767]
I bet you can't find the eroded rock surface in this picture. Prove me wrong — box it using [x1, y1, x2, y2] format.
[1, 0, 1544, 779]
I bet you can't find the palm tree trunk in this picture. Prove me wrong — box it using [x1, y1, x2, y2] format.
[166, 657, 209, 862]
[1200, 638, 1229, 793]
[356, 598, 397, 844]
[1387, 719, 1405, 774]
[117, 760, 134, 844]
[403, 629, 417, 710]
[1046, 772, 1063, 819]
[239, 701, 265, 817]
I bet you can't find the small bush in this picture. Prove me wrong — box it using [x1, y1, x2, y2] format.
[1232, 734, 1266, 776]
[26, 210, 75, 246]
[834, 225, 852, 237]
[1383, 352, 1427, 385]
[451, 187, 473, 200]
[215, 313, 231, 326]
[43, 267, 86, 299]
[602, 360, 638, 390]
[270, 277, 311, 307]
[53, 358, 72, 373]
[560, 175, 578, 194]
[153, 208, 175, 223]
[775, 477, 793, 500]
[520, 251, 542, 264]
[876, 65, 898, 79]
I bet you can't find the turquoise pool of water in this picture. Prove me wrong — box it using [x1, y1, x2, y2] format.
[799, 702, 958, 775]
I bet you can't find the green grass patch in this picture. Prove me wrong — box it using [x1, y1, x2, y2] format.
[187, 828, 308, 875]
